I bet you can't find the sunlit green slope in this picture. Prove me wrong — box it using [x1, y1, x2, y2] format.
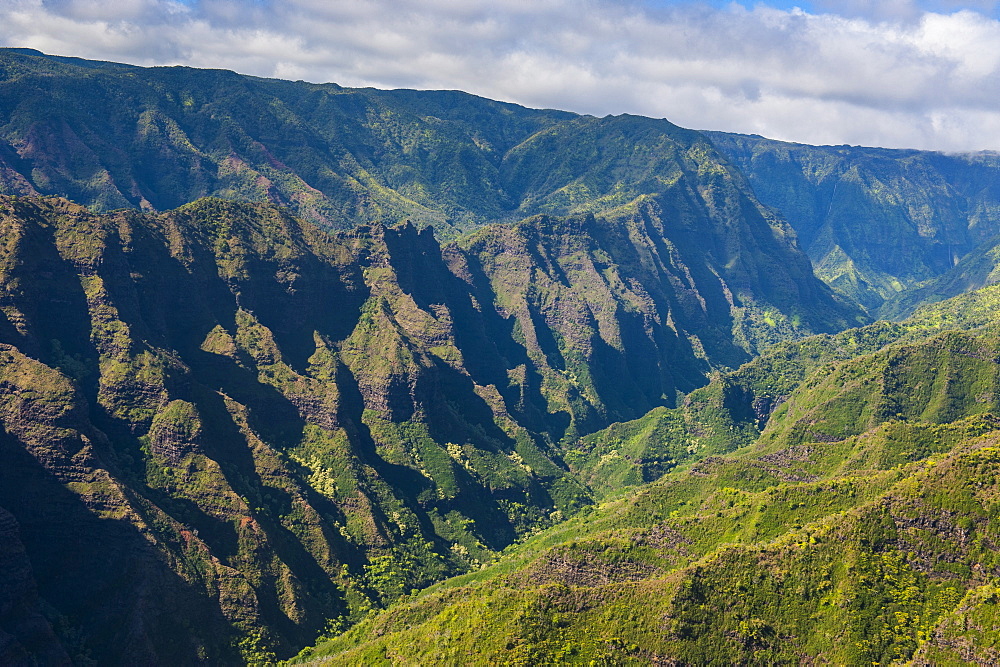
[296, 285, 1000, 664]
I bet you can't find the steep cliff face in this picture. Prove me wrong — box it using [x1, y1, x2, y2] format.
[0, 343, 248, 663]
[0, 196, 559, 661]
[0, 187, 858, 661]
[708, 132, 1000, 313]
[0, 198, 368, 661]
[458, 193, 858, 439]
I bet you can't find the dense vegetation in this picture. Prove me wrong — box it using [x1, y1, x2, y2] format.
[0, 172, 853, 663]
[709, 132, 1000, 315]
[297, 285, 1000, 664]
[3, 48, 1000, 665]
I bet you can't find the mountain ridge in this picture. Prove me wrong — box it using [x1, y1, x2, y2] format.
[0, 180, 854, 661]
[6, 47, 1000, 319]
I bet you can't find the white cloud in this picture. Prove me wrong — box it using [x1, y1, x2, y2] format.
[1, 0, 999, 150]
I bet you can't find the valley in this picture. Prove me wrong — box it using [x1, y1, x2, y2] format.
[0, 48, 999, 664]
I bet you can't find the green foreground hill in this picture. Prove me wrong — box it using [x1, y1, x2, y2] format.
[296, 285, 1000, 664]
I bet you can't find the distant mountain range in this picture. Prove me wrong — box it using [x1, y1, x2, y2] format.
[2, 48, 1000, 664]
[5, 47, 1000, 318]
[708, 132, 1000, 315]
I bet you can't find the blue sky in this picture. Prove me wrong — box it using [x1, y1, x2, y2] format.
[2, 0, 1000, 151]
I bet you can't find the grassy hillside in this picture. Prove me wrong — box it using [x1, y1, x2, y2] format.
[568, 284, 1000, 498]
[299, 422, 1000, 664]
[295, 286, 1000, 664]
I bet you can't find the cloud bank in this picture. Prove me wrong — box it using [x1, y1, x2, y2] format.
[1, 0, 999, 151]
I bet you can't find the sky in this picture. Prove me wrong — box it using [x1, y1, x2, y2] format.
[2, 0, 1000, 151]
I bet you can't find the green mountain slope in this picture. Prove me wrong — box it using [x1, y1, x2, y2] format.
[569, 284, 1000, 498]
[13, 46, 1000, 664]
[296, 287, 1000, 664]
[880, 233, 1000, 319]
[708, 132, 1000, 313]
[455, 152, 860, 436]
[0, 180, 854, 662]
[0, 47, 851, 251]
[0, 48, 570, 235]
